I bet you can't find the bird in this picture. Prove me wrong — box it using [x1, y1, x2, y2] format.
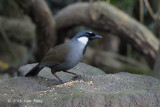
[25, 30, 102, 82]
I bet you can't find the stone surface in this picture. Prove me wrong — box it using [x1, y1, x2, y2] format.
[0, 63, 160, 107]
[18, 63, 105, 82]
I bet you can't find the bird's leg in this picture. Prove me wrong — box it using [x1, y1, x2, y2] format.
[53, 73, 63, 83]
[64, 70, 77, 76]
[64, 70, 81, 78]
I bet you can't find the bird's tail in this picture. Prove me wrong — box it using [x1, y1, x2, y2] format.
[25, 63, 43, 77]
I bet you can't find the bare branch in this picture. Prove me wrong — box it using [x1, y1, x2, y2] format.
[140, 0, 144, 23]
[15, 0, 57, 61]
[55, 2, 159, 68]
[144, 0, 155, 20]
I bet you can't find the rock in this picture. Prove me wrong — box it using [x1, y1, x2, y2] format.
[18, 63, 105, 81]
[0, 74, 10, 83]
[0, 63, 160, 107]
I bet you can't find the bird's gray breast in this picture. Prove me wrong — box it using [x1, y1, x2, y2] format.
[64, 41, 85, 69]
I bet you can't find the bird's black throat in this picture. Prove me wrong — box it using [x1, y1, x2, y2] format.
[82, 42, 89, 55]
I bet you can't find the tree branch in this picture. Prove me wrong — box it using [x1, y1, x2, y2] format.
[55, 2, 159, 68]
[15, 0, 57, 61]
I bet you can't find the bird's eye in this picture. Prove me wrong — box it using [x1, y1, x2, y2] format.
[85, 33, 89, 37]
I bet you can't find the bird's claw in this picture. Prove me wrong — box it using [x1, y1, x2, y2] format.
[72, 75, 82, 79]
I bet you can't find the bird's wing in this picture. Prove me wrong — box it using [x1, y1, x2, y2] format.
[40, 42, 72, 67]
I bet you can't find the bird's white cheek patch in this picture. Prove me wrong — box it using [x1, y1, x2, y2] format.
[78, 37, 88, 45]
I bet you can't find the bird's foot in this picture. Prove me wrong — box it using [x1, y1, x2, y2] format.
[59, 80, 64, 84]
[72, 75, 82, 79]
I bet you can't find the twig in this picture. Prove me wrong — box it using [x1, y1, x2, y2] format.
[140, 0, 144, 23]
[89, 0, 93, 20]
[157, 2, 160, 20]
[89, 0, 101, 21]
[158, 1, 160, 12]
[144, 0, 155, 20]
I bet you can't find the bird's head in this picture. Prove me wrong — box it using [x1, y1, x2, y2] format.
[72, 30, 102, 45]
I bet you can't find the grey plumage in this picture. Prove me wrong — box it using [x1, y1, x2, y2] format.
[25, 31, 102, 82]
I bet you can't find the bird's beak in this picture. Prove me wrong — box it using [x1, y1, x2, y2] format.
[94, 35, 102, 39]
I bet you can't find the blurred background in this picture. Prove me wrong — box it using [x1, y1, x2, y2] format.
[0, 0, 160, 81]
